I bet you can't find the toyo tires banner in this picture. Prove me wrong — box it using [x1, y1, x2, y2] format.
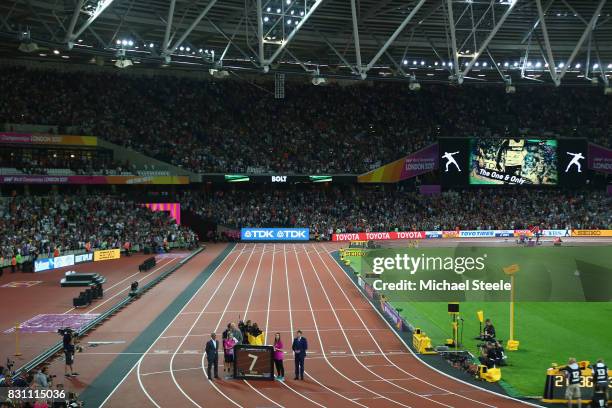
[241, 228, 309, 241]
[331, 231, 425, 242]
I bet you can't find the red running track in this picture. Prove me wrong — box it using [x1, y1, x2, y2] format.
[102, 243, 541, 408]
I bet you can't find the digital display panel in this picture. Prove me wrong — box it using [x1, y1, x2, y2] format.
[469, 138, 558, 185]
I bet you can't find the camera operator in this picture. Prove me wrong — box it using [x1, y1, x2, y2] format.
[491, 340, 507, 366]
[61, 329, 79, 378]
[478, 342, 496, 368]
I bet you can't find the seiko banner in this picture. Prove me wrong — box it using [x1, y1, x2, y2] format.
[241, 228, 310, 241]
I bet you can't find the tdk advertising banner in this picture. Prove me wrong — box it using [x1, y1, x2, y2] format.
[241, 228, 310, 241]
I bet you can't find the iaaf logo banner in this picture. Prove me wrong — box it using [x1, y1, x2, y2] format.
[241, 228, 309, 241]
[331, 231, 425, 242]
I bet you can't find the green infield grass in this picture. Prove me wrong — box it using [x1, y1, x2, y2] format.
[343, 245, 612, 397]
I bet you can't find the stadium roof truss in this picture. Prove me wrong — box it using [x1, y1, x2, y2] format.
[1, 0, 612, 86]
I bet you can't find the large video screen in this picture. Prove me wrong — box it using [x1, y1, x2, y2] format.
[469, 138, 558, 185]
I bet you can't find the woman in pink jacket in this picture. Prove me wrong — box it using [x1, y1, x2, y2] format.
[223, 334, 238, 377]
[273, 332, 285, 381]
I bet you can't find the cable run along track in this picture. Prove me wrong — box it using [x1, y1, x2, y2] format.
[102, 243, 540, 408]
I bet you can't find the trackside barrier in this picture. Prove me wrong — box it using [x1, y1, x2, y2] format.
[12, 246, 204, 378]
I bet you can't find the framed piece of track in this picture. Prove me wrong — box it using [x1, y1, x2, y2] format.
[233, 345, 275, 380]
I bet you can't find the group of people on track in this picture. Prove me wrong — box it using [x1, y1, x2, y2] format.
[204, 322, 309, 382]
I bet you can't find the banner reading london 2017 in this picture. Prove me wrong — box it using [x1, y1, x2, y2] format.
[588, 143, 612, 173]
[358, 144, 438, 183]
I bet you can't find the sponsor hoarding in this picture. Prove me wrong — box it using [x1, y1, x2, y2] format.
[541, 230, 570, 237]
[493, 230, 514, 237]
[382, 302, 404, 331]
[331, 231, 425, 242]
[458, 230, 496, 238]
[34, 254, 75, 272]
[94, 249, 121, 261]
[75, 253, 93, 263]
[442, 231, 460, 238]
[425, 231, 442, 239]
[241, 228, 310, 241]
[571, 229, 612, 237]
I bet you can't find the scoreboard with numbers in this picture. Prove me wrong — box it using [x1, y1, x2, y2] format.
[543, 366, 612, 404]
[233, 345, 274, 380]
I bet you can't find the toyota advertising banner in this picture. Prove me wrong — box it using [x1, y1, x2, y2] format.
[331, 231, 425, 241]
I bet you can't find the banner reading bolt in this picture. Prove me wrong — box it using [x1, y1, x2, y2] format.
[241, 228, 310, 241]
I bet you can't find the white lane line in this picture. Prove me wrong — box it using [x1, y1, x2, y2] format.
[168, 244, 256, 408]
[260, 244, 325, 408]
[292, 244, 395, 408]
[305, 245, 457, 408]
[98, 244, 242, 408]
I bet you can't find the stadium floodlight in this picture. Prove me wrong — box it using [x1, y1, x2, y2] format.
[503, 62, 509, 67]
[505, 84, 516, 94]
[128, 40, 134, 46]
[535, 62, 542, 68]
[149, 43, 154, 48]
[53, 49, 60, 55]
[558, 62, 565, 68]
[121, 39, 128, 46]
[608, 64, 612, 69]
[276, 8, 281, 13]
[300, 11, 304, 16]
[482, 62, 487, 67]
[575, 63, 581, 69]
[287, 19, 292, 25]
[264, 16, 269, 22]
[179, 46, 184, 51]
[593, 63, 599, 69]
[286, 0, 291, 3]
[186, 47, 191, 52]
[403, 59, 408, 65]
[420, 60, 425, 65]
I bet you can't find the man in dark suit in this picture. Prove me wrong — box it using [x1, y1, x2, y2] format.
[204, 332, 219, 380]
[292, 330, 308, 380]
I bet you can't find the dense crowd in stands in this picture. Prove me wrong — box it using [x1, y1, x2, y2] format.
[0, 194, 197, 264]
[181, 188, 611, 237]
[1, 67, 610, 174]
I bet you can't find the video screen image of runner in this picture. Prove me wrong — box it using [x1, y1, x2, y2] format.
[470, 138, 558, 185]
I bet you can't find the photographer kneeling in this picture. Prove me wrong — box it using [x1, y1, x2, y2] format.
[61, 329, 79, 378]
